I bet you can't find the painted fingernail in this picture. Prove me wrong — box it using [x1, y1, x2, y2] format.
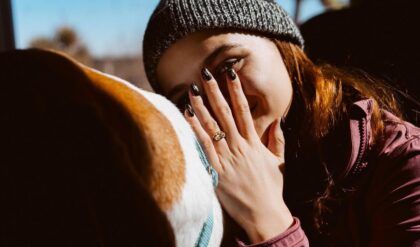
[185, 104, 195, 117]
[227, 68, 237, 81]
[190, 82, 200, 96]
[201, 68, 212, 81]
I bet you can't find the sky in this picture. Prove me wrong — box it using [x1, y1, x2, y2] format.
[12, 0, 327, 57]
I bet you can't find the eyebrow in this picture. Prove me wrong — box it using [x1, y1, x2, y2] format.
[204, 43, 241, 66]
[167, 43, 241, 99]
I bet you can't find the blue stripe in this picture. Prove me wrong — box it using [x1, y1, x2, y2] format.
[195, 209, 214, 247]
[193, 137, 217, 247]
[194, 138, 218, 187]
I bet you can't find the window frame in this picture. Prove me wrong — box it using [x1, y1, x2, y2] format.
[0, 0, 15, 52]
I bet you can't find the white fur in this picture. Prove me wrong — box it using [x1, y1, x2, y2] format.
[94, 70, 223, 247]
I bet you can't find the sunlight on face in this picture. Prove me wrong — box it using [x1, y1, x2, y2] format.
[156, 31, 293, 146]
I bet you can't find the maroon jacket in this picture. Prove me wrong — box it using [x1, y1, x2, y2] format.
[239, 99, 420, 246]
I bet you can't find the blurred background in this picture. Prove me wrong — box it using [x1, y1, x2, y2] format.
[1, 0, 349, 91]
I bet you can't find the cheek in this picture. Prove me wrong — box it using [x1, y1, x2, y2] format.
[258, 55, 292, 114]
[271, 71, 293, 114]
[238, 60, 292, 139]
[241, 63, 291, 114]
[237, 61, 268, 97]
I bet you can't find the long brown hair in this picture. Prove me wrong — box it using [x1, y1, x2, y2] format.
[274, 40, 401, 234]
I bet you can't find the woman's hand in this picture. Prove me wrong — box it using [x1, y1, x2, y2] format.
[183, 67, 294, 243]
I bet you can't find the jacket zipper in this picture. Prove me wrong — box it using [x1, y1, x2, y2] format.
[351, 118, 368, 177]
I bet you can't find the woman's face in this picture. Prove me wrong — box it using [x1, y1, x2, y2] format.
[156, 31, 293, 146]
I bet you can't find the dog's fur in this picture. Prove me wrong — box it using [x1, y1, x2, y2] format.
[0, 49, 223, 246]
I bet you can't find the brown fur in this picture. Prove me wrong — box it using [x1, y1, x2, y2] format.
[82, 64, 185, 211]
[0, 49, 185, 246]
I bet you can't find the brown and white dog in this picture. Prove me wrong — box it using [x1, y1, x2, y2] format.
[0, 49, 223, 246]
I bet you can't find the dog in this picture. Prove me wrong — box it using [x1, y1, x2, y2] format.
[0, 49, 224, 246]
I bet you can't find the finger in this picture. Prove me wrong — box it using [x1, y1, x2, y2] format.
[267, 118, 285, 158]
[184, 106, 224, 173]
[200, 68, 240, 141]
[187, 91, 230, 152]
[225, 68, 259, 140]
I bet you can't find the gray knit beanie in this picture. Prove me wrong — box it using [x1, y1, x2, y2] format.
[143, 0, 304, 93]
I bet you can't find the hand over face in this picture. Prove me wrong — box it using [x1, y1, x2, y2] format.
[184, 67, 294, 243]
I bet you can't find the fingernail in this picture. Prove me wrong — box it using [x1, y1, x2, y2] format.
[185, 104, 195, 117]
[227, 68, 237, 81]
[201, 68, 212, 81]
[190, 82, 200, 96]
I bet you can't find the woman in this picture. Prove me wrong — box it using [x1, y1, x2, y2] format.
[143, 0, 420, 246]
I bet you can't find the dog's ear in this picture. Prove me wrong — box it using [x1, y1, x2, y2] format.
[81, 63, 186, 213]
[221, 209, 250, 246]
[0, 49, 175, 246]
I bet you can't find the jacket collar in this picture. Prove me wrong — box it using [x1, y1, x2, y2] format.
[281, 96, 374, 184]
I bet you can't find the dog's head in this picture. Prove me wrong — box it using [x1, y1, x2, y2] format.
[0, 49, 223, 246]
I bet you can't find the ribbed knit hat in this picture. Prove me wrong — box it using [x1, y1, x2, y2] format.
[143, 0, 304, 92]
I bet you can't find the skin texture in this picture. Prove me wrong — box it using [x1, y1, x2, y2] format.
[157, 31, 295, 243]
